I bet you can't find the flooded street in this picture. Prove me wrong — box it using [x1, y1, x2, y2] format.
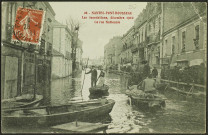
[2, 70, 205, 133]
[2, 1, 207, 134]
[49, 70, 205, 133]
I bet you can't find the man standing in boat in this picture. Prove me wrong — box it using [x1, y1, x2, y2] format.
[86, 66, 97, 87]
[142, 74, 156, 94]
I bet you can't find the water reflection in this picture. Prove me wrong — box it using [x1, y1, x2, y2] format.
[49, 70, 206, 133]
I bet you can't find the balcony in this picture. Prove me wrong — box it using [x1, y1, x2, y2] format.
[131, 45, 138, 53]
[123, 58, 132, 64]
[138, 42, 145, 49]
[160, 58, 169, 65]
[146, 33, 160, 46]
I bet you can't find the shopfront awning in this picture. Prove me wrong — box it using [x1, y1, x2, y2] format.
[170, 63, 177, 67]
[176, 59, 188, 62]
[189, 59, 203, 66]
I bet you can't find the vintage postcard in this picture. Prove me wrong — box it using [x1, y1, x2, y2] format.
[1, 1, 207, 134]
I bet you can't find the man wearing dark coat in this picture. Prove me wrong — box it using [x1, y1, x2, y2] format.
[143, 61, 150, 80]
[152, 67, 158, 78]
[86, 66, 97, 87]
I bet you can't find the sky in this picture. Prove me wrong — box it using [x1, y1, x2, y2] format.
[50, 2, 147, 59]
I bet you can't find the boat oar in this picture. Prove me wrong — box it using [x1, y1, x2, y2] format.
[81, 57, 89, 101]
[129, 96, 132, 106]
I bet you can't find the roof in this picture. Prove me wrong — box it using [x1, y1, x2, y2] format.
[44, 2, 56, 16]
[52, 20, 65, 26]
[52, 20, 71, 35]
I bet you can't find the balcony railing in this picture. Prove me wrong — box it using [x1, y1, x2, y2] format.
[146, 33, 160, 46]
[131, 45, 138, 53]
[161, 58, 169, 65]
[138, 42, 145, 48]
[123, 58, 132, 64]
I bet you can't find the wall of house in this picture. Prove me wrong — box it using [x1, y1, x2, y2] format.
[53, 28, 61, 52]
[163, 2, 206, 34]
[162, 16, 206, 66]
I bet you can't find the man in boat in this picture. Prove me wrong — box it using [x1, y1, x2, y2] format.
[86, 66, 98, 87]
[141, 74, 157, 94]
[97, 68, 105, 87]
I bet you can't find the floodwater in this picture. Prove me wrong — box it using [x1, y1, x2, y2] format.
[49, 69, 206, 133]
[2, 69, 206, 133]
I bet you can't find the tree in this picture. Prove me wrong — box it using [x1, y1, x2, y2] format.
[66, 17, 81, 71]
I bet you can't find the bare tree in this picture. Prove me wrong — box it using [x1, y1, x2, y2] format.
[66, 17, 81, 72]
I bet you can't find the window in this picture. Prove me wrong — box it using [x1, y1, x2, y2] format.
[48, 25, 50, 32]
[172, 36, 175, 54]
[40, 39, 45, 54]
[194, 25, 199, 49]
[142, 30, 143, 42]
[138, 34, 140, 43]
[164, 39, 168, 56]
[195, 25, 199, 39]
[165, 39, 168, 46]
[182, 31, 186, 52]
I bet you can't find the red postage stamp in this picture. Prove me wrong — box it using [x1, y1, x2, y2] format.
[12, 7, 45, 44]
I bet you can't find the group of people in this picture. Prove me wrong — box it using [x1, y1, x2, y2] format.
[129, 62, 159, 94]
[86, 66, 105, 87]
[86, 62, 159, 93]
[139, 63, 159, 93]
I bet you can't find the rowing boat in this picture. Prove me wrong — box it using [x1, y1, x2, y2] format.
[2, 94, 43, 110]
[129, 95, 166, 110]
[89, 85, 109, 95]
[126, 87, 166, 110]
[89, 92, 109, 99]
[2, 99, 115, 127]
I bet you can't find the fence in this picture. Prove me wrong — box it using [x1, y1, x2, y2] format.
[108, 68, 206, 92]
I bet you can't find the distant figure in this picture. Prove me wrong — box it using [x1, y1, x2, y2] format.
[97, 68, 105, 87]
[152, 67, 158, 78]
[86, 66, 97, 87]
[142, 74, 156, 93]
[143, 62, 150, 79]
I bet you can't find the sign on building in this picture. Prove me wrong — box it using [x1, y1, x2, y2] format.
[12, 7, 45, 45]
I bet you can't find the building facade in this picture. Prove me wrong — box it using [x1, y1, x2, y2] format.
[104, 36, 122, 70]
[105, 2, 207, 76]
[76, 39, 83, 71]
[120, 27, 134, 66]
[1, 2, 55, 100]
[161, 2, 207, 68]
[52, 20, 72, 79]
